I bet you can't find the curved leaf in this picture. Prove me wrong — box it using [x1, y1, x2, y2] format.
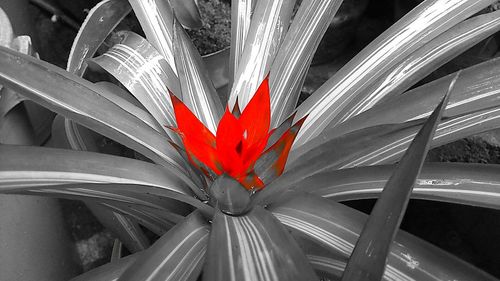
[341, 82, 449, 281]
[0, 46, 189, 174]
[203, 206, 318, 281]
[0, 144, 192, 195]
[118, 211, 209, 281]
[292, 163, 500, 210]
[67, 0, 131, 76]
[269, 0, 343, 127]
[333, 57, 500, 137]
[336, 10, 500, 123]
[293, 0, 495, 147]
[91, 31, 180, 140]
[270, 194, 498, 281]
[228, 0, 295, 110]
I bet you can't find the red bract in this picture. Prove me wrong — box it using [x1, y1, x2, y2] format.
[171, 77, 303, 190]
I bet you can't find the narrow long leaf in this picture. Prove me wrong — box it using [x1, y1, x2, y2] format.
[228, 0, 295, 110]
[14, 183, 214, 218]
[229, 0, 254, 87]
[269, 0, 343, 127]
[336, 10, 500, 123]
[333, 57, 500, 138]
[270, 194, 498, 281]
[67, 0, 131, 76]
[203, 206, 318, 281]
[0, 46, 188, 173]
[293, 0, 495, 147]
[0, 144, 192, 195]
[118, 211, 209, 281]
[173, 21, 224, 133]
[292, 163, 500, 210]
[340, 76, 452, 281]
[128, 0, 176, 72]
[252, 121, 423, 207]
[170, 0, 202, 29]
[91, 30, 180, 140]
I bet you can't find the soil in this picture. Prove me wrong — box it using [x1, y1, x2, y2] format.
[26, 0, 500, 278]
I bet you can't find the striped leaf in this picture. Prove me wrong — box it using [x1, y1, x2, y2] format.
[203, 207, 318, 281]
[128, 0, 176, 72]
[340, 76, 450, 281]
[228, 0, 295, 110]
[91, 31, 180, 140]
[118, 211, 209, 281]
[173, 21, 224, 133]
[67, 0, 131, 76]
[293, 0, 495, 147]
[269, 0, 343, 128]
[333, 57, 500, 138]
[0, 144, 193, 195]
[229, 0, 254, 87]
[0, 46, 188, 172]
[270, 194, 498, 281]
[290, 163, 500, 210]
[336, 9, 500, 123]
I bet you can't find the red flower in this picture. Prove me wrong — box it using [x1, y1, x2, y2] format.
[170, 77, 304, 190]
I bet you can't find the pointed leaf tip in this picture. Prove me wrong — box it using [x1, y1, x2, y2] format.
[340, 71, 456, 281]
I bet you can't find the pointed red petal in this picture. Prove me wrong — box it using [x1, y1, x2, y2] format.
[255, 116, 307, 183]
[239, 76, 271, 151]
[216, 107, 245, 177]
[170, 92, 221, 173]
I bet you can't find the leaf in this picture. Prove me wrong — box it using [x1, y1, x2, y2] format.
[254, 116, 306, 185]
[269, 193, 498, 281]
[336, 9, 500, 123]
[0, 46, 189, 174]
[118, 211, 209, 281]
[340, 74, 452, 281]
[291, 163, 500, 210]
[91, 30, 180, 141]
[92, 82, 165, 133]
[269, 0, 343, 128]
[203, 206, 318, 281]
[228, 0, 295, 110]
[0, 144, 193, 195]
[173, 20, 224, 133]
[170, 0, 202, 30]
[228, 0, 255, 88]
[128, 0, 176, 72]
[70, 253, 140, 281]
[293, 0, 496, 147]
[332, 57, 500, 138]
[87, 202, 150, 253]
[67, 0, 131, 76]
[252, 121, 422, 207]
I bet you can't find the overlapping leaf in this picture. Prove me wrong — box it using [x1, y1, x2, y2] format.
[293, 0, 496, 147]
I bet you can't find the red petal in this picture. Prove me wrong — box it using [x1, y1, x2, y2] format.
[239, 76, 271, 152]
[216, 107, 245, 177]
[170, 92, 221, 174]
[238, 172, 265, 190]
[257, 116, 307, 181]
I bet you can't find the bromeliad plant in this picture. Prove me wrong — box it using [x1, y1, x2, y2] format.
[2, 0, 500, 280]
